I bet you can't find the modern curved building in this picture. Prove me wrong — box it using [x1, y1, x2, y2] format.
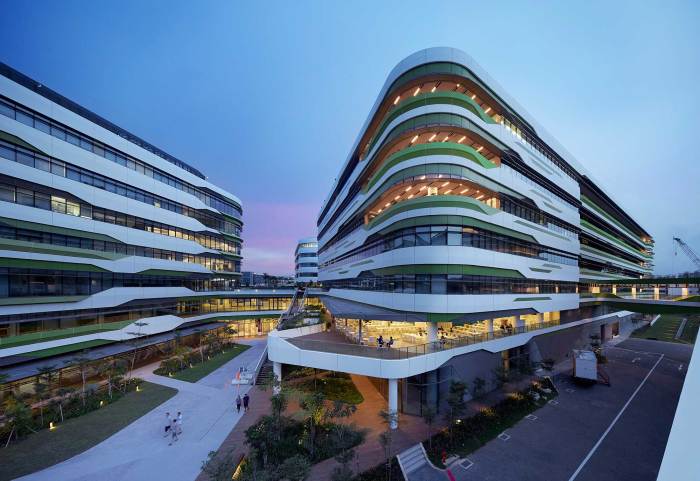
[268, 48, 654, 427]
[317, 47, 652, 324]
[0, 63, 299, 371]
[295, 237, 318, 285]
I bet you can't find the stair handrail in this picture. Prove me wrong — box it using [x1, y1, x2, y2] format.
[252, 345, 269, 384]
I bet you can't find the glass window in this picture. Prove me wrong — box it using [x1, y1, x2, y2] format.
[51, 161, 66, 177]
[0, 184, 14, 202]
[51, 196, 67, 214]
[35, 156, 50, 172]
[16, 110, 33, 127]
[79, 137, 92, 151]
[35, 118, 50, 134]
[17, 151, 34, 167]
[430, 226, 447, 246]
[0, 144, 14, 161]
[34, 192, 50, 210]
[51, 124, 66, 140]
[66, 132, 80, 146]
[66, 201, 80, 217]
[16, 188, 34, 206]
[0, 100, 14, 118]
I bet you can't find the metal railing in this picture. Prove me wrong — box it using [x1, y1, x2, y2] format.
[287, 321, 561, 360]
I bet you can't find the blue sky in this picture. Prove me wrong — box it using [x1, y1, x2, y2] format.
[1, 0, 698, 274]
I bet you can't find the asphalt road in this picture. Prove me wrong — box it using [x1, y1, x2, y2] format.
[452, 342, 689, 481]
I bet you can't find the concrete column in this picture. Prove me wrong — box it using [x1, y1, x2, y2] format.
[358, 320, 363, 344]
[388, 378, 398, 429]
[427, 322, 439, 343]
[273, 362, 282, 394]
[485, 319, 494, 334]
[426, 369, 438, 410]
[515, 315, 525, 329]
[536, 313, 544, 325]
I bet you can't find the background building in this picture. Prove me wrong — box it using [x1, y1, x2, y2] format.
[295, 237, 318, 285]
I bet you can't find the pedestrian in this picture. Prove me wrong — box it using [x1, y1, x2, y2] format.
[177, 411, 183, 435]
[388, 336, 394, 348]
[243, 393, 250, 412]
[169, 418, 178, 445]
[164, 412, 171, 437]
[236, 394, 242, 413]
[377, 335, 384, 348]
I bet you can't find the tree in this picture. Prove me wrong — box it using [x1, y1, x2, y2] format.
[201, 450, 237, 481]
[64, 352, 92, 407]
[421, 404, 436, 450]
[472, 377, 486, 399]
[331, 448, 356, 481]
[277, 455, 310, 481]
[443, 380, 468, 440]
[297, 391, 355, 460]
[378, 409, 398, 481]
[97, 358, 127, 399]
[2, 396, 33, 445]
[126, 321, 149, 377]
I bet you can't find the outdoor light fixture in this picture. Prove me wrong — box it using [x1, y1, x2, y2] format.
[136, 385, 141, 392]
[50, 422, 56, 430]
[100, 400, 104, 407]
[420, 175, 426, 180]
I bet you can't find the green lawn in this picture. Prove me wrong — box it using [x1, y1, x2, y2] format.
[294, 374, 364, 404]
[24, 339, 115, 358]
[168, 344, 250, 383]
[0, 322, 131, 350]
[632, 314, 700, 344]
[0, 381, 176, 481]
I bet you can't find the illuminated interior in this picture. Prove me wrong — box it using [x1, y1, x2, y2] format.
[365, 176, 499, 223]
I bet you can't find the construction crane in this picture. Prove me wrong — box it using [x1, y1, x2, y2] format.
[673, 237, 700, 270]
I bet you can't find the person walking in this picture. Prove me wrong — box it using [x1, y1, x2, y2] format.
[377, 335, 384, 348]
[176, 412, 183, 435]
[243, 393, 250, 412]
[168, 418, 179, 445]
[164, 412, 171, 438]
[236, 394, 242, 413]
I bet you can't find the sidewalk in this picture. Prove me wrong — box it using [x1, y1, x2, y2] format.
[18, 338, 267, 481]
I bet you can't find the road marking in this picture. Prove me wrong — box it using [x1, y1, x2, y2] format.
[459, 458, 474, 470]
[525, 414, 538, 421]
[498, 432, 511, 441]
[568, 354, 664, 481]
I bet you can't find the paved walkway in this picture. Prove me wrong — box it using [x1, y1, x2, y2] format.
[18, 338, 267, 481]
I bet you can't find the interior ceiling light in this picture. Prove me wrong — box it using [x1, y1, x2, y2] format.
[413, 87, 421, 96]
[405, 185, 412, 192]
[420, 185, 427, 190]
[456, 83, 461, 88]
[484, 107, 492, 114]
[471, 94, 476, 100]
[428, 133, 437, 142]
[408, 194, 414, 199]
[444, 189, 452, 194]
[394, 195, 400, 200]
[385, 202, 391, 208]
[420, 175, 426, 180]
[394, 96, 400, 105]
[410, 135, 419, 143]
[431, 85, 437, 93]
[460, 188, 470, 194]
[476, 194, 484, 200]
[458, 136, 466, 143]
[476, 146, 484, 152]
[441, 181, 450, 187]
[442, 135, 450, 142]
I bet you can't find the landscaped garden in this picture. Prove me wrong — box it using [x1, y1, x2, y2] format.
[0, 381, 175, 481]
[153, 329, 249, 383]
[632, 314, 700, 344]
[291, 371, 364, 405]
[201, 379, 367, 481]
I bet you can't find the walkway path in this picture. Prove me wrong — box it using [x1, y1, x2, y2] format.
[18, 338, 267, 481]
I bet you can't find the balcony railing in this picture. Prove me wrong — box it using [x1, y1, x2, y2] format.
[286, 321, 560, 360]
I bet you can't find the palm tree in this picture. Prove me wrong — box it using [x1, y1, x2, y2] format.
[64, 352, 92, 407]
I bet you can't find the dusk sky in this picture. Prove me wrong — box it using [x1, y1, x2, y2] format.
[1, 0, 698, 275]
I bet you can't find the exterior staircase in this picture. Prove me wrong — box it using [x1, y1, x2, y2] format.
[255, 361, 274, 386]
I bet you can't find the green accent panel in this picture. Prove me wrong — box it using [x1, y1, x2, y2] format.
[581, 195, 646, 244]
[426, 312, 463, 322]
[219, 252, 243, 259]
[376, 215, 538, 244]
[338, 270, 349, 274]
[513, 297, 551, 301]
[25, 339, 115, 358]
[0, 129, 46, 154]
[529, 267, 551, 273]
[222, 213, 243, 227]
[364, 143, 497, 192]
[542, 263, 562, 269]
[350, 259, 374, 267]
[222, 232, 243, 243]
[137, 269, 191, 277]
[0, 237, 124, 260]
[0, 295, 88, 306]
[385, 91, 496, 128]
[188, 313, 281, 323]
[514, 220, 570, 241]
[543, 202, 561, 213]
[369, 264, 524, 278]
[579, 268, 632, 280]
[0, 257, 107, 272]
[0, 217, 121, 243]
[366, 195, 497, 230]
[580, 219, 650, 258]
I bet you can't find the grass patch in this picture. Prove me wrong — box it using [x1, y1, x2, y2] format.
[167, 344, 250, 383]
[631, 314, 696, 343]
[675, 295, 700, 303]
[0, 381, 176, 481]
[0, 322, 130, 350]
[294, 374, 364, 404]
[24, 339, 115, 358]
